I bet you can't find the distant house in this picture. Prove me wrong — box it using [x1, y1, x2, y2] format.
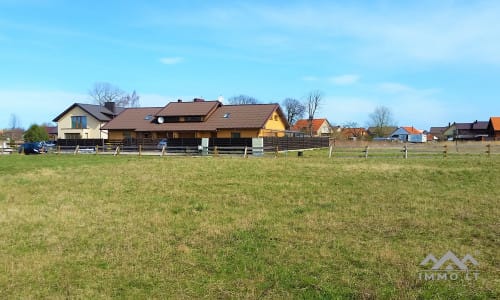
[341, 127, 367, 140]
[389, 126, 423, 141]
[53, 102, 124, 139]
[292, 118, 332, 136]
[367, 126, 398, 138]
[44, 126, 58, 141]
[488, 117, 500, 140]
[102, 99, 289, 139]
[429, 127, 447, 141]
[1, 128, 24, 142]
[443, 121, 489, 141]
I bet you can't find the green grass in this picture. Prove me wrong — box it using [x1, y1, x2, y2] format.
[0, 152, 498, 299]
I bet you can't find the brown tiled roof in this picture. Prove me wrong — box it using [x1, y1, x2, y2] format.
[53, 103, 125, 122]
[102, 107, 163, 130]
[44, 126, 57, 135]
[103, 103, 287, 132]
[204, 104, 284, 129]
[472, 121, 488, 130]
[429, 127, 447, 134]
[155, 101, 220, 117]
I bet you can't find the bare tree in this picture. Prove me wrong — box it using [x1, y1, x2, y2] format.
[227, 94, 259, 105]
[89, 82, 140, 107]
[89, 82, 124, 105]
[368, 105, 396, 137]
[9, 114, 21, 129]
[305, 90, 323, 136]
[119, 90, 140, 107]
[282, 98, 305, 125]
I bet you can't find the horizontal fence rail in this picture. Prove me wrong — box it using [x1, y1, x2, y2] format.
[328, 142, 500, 159]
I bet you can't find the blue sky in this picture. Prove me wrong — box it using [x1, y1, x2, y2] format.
[1, 0, 499, 130]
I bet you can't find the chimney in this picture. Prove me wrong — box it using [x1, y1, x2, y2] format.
[177, 99, 182, 103]
[193, 98, 205, 102]
[104, 101, 116, 114]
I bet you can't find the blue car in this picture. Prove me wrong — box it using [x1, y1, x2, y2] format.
[18, 142, 46, 154]
[156, 139, 168, 150]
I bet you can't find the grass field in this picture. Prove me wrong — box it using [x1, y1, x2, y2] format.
[0, 151, 498, 299]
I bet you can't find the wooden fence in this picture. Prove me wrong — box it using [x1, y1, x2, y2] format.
[264, 137, 330, 150]
[51, 144, 279, 158]
[328, 142, 500, 159]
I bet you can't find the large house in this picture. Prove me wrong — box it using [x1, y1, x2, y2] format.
[292, 118, 333, 136]
[442, 121, 489, 141]
[53, 102, 124, 139]
[101, 99, 289, 139]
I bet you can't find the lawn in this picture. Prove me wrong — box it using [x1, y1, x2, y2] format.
[0, 152, 498, 299]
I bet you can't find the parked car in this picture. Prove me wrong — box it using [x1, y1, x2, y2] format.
[18, 142, 46, 154]
[157, 139, 167, 150]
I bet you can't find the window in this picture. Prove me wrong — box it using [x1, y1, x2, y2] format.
[231, 132, 241, 138]
[71, 116, 87, 129]
[184, 116, 202, 122]
[223, 113, 231, 118]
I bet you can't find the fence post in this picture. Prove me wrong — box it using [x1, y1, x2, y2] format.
[74, 145, 79, 155]
[403, 144, 408, 159]
[114, 146, 120, 156]
[95, 145, 99, 155]
[328, 145, 334, 158]
[486, 144, 491, 157]
[275, 145, 279, 158]
[443, 145, 448, 158]
[214, 146, 219, 157]
[244, 146, 248, 158]
[139, 145, 142, 157]
[364, 146, 369, 159]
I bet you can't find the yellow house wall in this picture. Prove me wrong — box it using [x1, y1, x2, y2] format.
[261, 111, 287, 137]
[107, 131, 138, 140]
[216, 129, 259, 138]
[57, 106, 108, 139]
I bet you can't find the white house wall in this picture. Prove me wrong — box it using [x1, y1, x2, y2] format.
[57, 106, 108, 139]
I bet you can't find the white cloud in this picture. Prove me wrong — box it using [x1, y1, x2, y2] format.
[160, 57, 183, 65]
[167, 1, 500, 65]
[329, 74, 360, 85]
[377, 82, 415, 94]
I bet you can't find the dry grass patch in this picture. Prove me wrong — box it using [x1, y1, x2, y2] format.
[0, 154, 498, 298]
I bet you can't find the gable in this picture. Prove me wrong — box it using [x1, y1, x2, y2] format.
[53, 103, 118, 122]
[156, 101, 220, 117]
